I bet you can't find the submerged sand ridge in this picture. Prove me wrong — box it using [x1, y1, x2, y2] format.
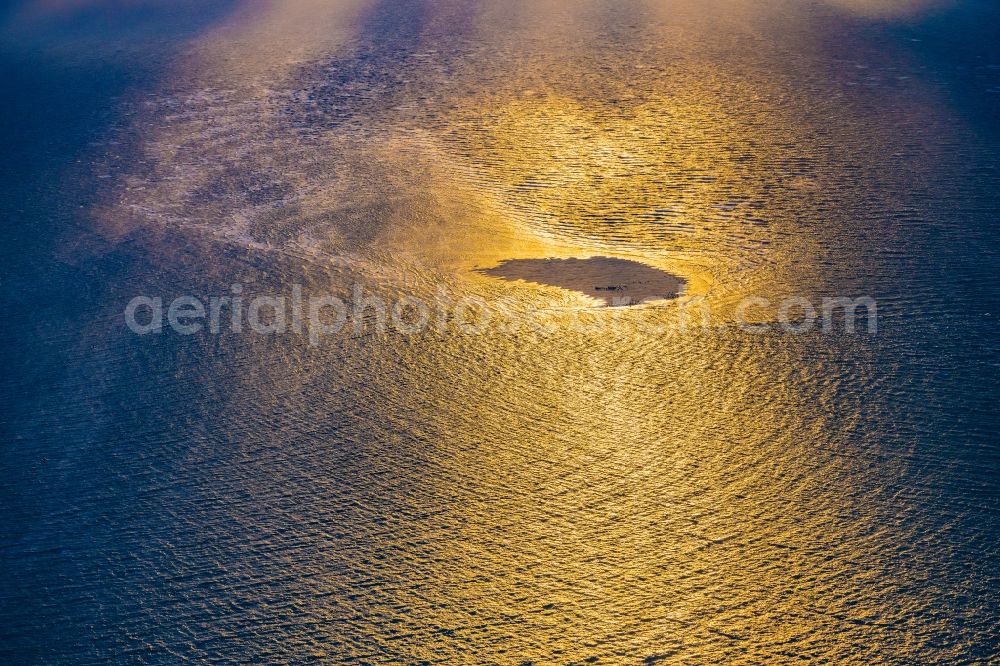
[479, 256, 684, 306]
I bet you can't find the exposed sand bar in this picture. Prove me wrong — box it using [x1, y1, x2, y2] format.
[479, 256, 684, 306]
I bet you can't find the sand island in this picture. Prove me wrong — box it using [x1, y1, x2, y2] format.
[478, 256, 684, 306]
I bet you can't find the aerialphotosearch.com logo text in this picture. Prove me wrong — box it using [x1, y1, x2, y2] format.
[123, 283, 877, 344]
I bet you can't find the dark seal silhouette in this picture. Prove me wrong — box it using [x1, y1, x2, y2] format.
[478, 256, 684, 306]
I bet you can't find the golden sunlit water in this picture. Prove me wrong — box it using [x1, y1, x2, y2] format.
[3, 0, 998, 662]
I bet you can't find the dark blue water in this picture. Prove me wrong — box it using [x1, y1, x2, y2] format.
[2, 1, 998, 663]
